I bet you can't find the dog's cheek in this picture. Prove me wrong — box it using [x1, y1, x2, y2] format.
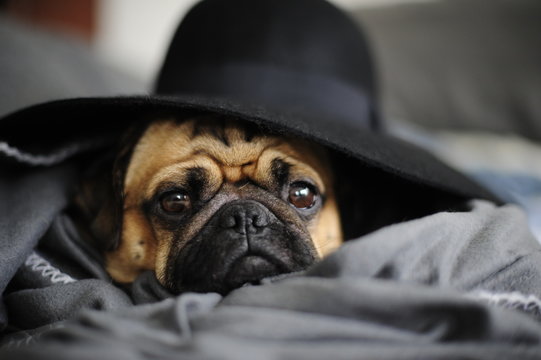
[153, 232, 177, 286]
[105, 210, 157, 283]
[310, 196, 343, 257]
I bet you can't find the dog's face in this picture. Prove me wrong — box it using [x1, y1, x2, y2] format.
[85, 117, 342, 294]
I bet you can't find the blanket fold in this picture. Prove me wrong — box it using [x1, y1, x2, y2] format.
[1, 200, 541, 359]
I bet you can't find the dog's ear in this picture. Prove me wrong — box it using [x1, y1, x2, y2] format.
[74, 122, 149, 251]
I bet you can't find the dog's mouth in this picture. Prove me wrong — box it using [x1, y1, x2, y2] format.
[163, 200, 317, 295]
[225, 244, 303, 288]
[225, 254, 282, 287]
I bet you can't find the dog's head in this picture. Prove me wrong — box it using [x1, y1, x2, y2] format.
[77, 117, 342, 294]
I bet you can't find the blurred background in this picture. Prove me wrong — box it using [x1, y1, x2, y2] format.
[1, 0, 540, 238]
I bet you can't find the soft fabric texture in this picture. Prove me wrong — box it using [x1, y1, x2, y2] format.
[2, 201, 541, 359]
[0, 163, 77, 325]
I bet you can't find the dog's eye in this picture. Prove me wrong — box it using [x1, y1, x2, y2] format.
[288, 182, 316, 209]
[160, 192, 191, 213]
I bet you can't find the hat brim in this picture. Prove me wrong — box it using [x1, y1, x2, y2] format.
[0, 94, 497, 203]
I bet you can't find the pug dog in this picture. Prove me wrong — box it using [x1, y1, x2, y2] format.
[76, 116, 342, 294]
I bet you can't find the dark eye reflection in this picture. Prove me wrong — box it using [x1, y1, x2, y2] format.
[160, 191, 191, 213]
[288, 182, 316, 209]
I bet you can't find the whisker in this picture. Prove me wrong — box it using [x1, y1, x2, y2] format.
[239, 182, 249, 190]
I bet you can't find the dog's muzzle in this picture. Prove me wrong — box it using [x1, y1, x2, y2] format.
[165, 200, 317, 294]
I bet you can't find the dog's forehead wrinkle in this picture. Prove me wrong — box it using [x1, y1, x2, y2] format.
[188, 116, 265, 140]
[192, 138, 275, 167]
[142, 156, 223, 199]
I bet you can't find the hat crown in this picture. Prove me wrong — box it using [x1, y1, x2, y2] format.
[156, 0, 377, 127]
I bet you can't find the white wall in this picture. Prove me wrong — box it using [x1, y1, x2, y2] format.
[94, 0, 436, 87]
[95, 0, 197, 87]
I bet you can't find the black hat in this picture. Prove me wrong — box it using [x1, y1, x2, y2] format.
[0, 0, 497, 238]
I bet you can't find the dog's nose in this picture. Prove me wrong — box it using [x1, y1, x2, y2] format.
[219, 201, 270, 234]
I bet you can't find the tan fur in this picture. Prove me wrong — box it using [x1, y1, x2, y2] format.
[106, 118, 342, 283]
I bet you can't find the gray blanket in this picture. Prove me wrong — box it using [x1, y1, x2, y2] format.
[2, 200, 541, 359]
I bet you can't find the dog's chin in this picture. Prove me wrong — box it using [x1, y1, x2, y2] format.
[163, 200, 317, 295]
[168, 240, 314, 295]
[223, 254, 287, 289]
